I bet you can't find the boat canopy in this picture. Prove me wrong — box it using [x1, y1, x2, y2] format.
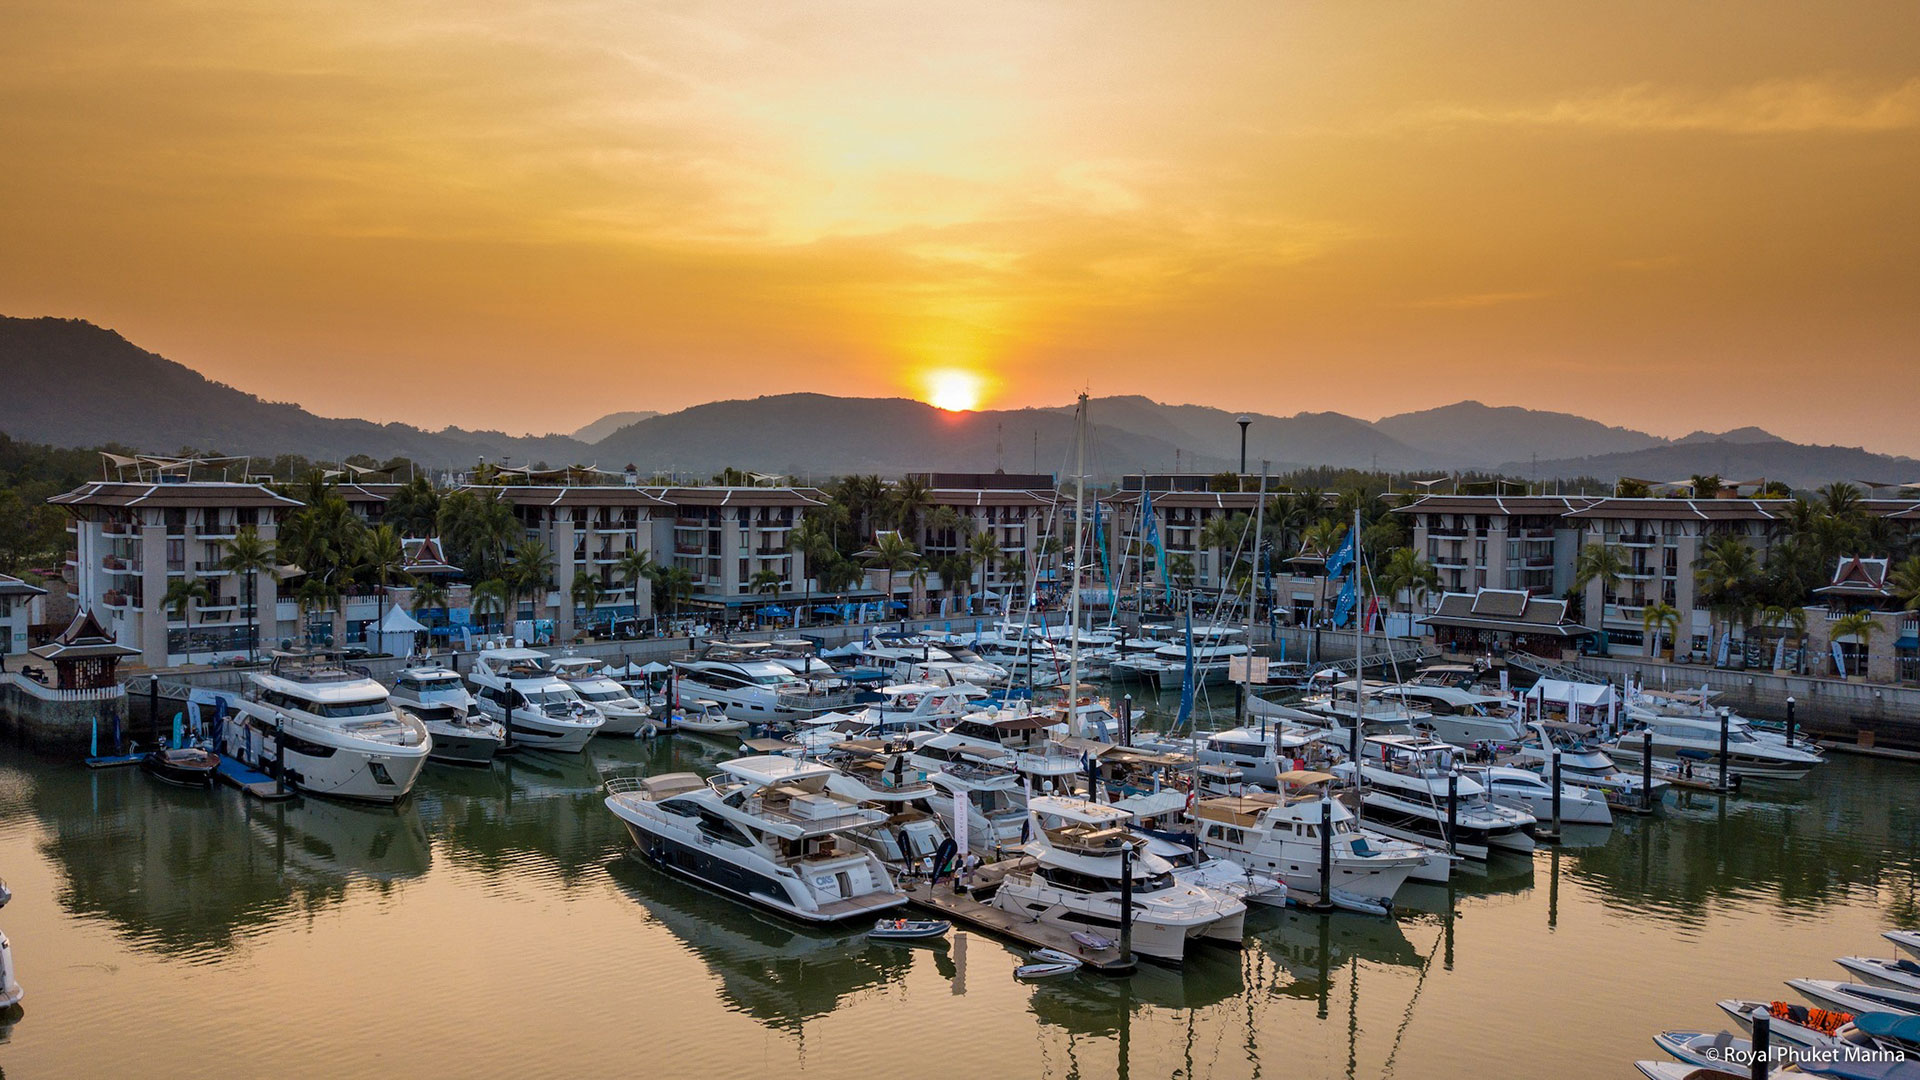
[1526, 679, 1616, 707]
[719, 755, 835, 786]
[1111, 790, 1187, 819]
[1028, 795, 1133, 825]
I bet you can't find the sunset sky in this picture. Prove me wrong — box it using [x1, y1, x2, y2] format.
[2, 2, 1916, 451]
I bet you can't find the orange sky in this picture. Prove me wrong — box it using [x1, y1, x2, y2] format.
[3, 2, 1916, 452]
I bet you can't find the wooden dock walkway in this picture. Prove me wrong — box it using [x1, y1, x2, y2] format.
[904, 880, 1137, 974]
[214, 757, 296, 801]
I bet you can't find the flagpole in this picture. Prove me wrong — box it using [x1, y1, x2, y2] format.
[1352, 506, 1365, 828]
[1067, 393, 1087, 736]
[1241, 463, 1268, 724]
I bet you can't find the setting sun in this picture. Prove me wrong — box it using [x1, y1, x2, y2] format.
[922, 369, 986, 412]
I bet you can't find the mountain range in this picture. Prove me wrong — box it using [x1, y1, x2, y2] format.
[3, 315, 1913, 488]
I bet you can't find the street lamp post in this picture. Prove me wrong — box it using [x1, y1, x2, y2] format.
[1236, 415, 1251, 477]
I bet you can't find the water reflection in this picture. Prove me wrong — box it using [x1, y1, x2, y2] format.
[604, 855, 910, 1030]
[29, 766, 427, 958]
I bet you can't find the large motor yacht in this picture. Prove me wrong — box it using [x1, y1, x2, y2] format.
[550, 655, 654, 735]
[1330, 734, 1537, 860]
[467, 647, 605, 752]
[1108, 626, 1250, 686]
[1190, 771, 1430, 904]
[604, 756, 908, 923]
[674, 644, 845, 723]
[222, 652, 432, 803]
[1603, 711, 1824, 780]
[387, 664, 504, 766]
[1137, 724, 1333, 788]
[989, 795, 1247, 964]
[904, 733, 1030, 857]
[818, 740, 953, 868]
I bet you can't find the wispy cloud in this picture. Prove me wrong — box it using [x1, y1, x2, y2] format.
[1403, 78, 1920, 134]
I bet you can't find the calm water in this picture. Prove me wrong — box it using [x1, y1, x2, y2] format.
[1, 692, 1917, 1080]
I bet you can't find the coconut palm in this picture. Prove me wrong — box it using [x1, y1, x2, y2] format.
[749, 567, 784, 596]
[570, 572, 605, 637]
[220, 526, 277, 661]
[865, 532, 920, 613]
[1375, 548, 1440, 616]
[1889, 554, 1920, 611]
[470, 579, 510, 635]
[507, 541, 556, 627]
[967, 530, 1000, 612]
[294, 576, 342, 646]
[614, 547, 656, 606]
[1615, 478, 1652, 498]
[1641, 602, 1682, 659]
[361, 524, 409, 611]
[656, 564, 695, 622]
[887, 475, 936, 544]
[1819, 481, 1863, 521]
[1696, 536, 1761, 650]
[409, 578, 448, 614]
[1690, 474, 1723, 500]
[1757, 603, 1808, 671]
[1573, 543, 1626, 605]
[162, 576, 211, 624]
[1829, 611, 1878, 677]
[1167, 553, 1196, 591]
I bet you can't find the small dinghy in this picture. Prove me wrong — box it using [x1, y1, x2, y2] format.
[1836, 956, 1920, 994]
[1787, 979, 1920, 1018]
[1015, 960, 1080, 980]
[142, 746, 221, 789]
[1653, 1030, 1769, 1071]
[1885, 931, 1920, 963]
[674, 700, 749, 737]
[1029, 948, 1083, 968]
[1069, 932, 1114, 952]
[868, 918, 951, 941]
[1631, 1062, 1744, 1080]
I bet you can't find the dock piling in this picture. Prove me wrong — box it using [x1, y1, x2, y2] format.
[1446, 770, 1459, 855]
[1316, 796, 1334, 911]
[1119, 843, 1135, 963]
[1717, 706, 1732, 794]
[1640, 732, 1654, 812]
[1546, 749, 1562, 842]
[1749, 1006, 1770, 1080]
[1784, 696, 1795, 747]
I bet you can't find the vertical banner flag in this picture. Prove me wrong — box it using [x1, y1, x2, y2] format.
[1143, 488, 1170, 604]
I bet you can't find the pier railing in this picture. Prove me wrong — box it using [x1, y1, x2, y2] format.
[1, 673, 127, 702]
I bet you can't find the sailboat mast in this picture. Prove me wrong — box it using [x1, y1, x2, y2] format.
[1241, 463, 1267, 723]
[1352, 505, 1365, 824]
[1067, 393, 1087, 735]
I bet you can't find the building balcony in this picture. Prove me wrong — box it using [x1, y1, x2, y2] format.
[1431, 558, 1471, 570]
[1521, 556, 1556, 569]
[101, 592, 132, 610]
[1616, 534, 1657, 547]
[1520, 528, 1556, 540]
[673, 544, 706, 556]
[196, 528, 239, 541]
[193, 560, 233, 574]
[101, 524, 138, 539]
[1619, 568, 1657, 580]
[102, 557, 138, 574]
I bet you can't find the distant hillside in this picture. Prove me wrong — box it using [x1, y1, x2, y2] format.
[1064, 396, 1425, 471]
[572, 410, 659, 444]
[1507, 439, 1919, 490]
[1374, 401, 1664, 466]
[0, 316, 591, 466]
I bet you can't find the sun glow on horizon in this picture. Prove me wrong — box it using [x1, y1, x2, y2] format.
[922, 368, 987, 412]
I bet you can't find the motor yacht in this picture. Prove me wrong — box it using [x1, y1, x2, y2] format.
[550, 655, 654, 735]
[818, 740, 952, 867]
[603, 755, 907, 923]
[1371, 681, 1527, 746]
[1135, 724, 1334, 788]
[1190, 771, 1429, 904]
[856, 682, 993, 732]
[1473, 764, 1612, 827]
[1262, 674, 1430, 734]
[1506, 722, 1665, 809]
[990, 795, 1247, 964]
[904, 732, 1031, 856]
[467, 646, 605, 752]
[674, 645, 844, 723]
[938, 711, 1083, 790]
[221, 652, 431, 803]
[1330, 734, 1537, 860]
[1108, 626, 1250, 686]
[387, 664, 504, 766]
[1603, 712, 1824, 780]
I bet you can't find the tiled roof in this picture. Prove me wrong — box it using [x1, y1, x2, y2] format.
[49, 481, 302, 510]
[1421, 590, 1587, 637]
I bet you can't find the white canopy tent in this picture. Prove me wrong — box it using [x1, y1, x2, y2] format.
[376, 603, 427, 658]
[1523, 678, 1618, 728]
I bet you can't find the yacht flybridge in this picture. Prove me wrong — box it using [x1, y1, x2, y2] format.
[604, 756, 907, 923]
[1191, 771, 1429, 904]
[223, 652, 431, 803]
[673, 642, 855, 723]
[1330, 734, 1537, 860]
[989, 795, 1246, 964]
[387, 664, 504, 766]
[467, 647, 605, 752]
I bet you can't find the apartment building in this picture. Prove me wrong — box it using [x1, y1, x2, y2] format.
[474, 483, 673, 639]
[647, 487, 828, 616]
[0, 574, 48, 661]
[913, 473, 1057, 607]
[1396, 496, 1590, 597]
[51, 480, 302, 666]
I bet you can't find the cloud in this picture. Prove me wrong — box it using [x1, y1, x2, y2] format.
[1403, 78, 1920, 135]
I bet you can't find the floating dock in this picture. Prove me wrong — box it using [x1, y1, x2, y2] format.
[904, 870, 1137, 975]
[214, 757, 296, 801]
[83, 753, 142, 769]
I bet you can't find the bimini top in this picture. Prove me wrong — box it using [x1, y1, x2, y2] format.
[718, 755, 835, 787]
[477, 647, 551, 663]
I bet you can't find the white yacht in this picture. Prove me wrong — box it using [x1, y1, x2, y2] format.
[222, 652, 431, 803]
[1603, 713, 1824, 780]
[905, 733, 1030, 857]
[1109, 627, 1250, 686]
[673, 648, 828, 723]
[1473, 764, 1612, 827]
[467, 647, 605, 752]
[550, 655, 654, 735]
[603, 756, 907, 923]
[1373, 682, 1527, 746]
[387, 664, 504, 766]
[1190, 771, 1430, 904]
[990, 796, 1247, 964]
[819, 740, 952, 867]
[1330, 735, 1537, 860]
[1265, 675, 1430, 734]
[937, 712, 1083, 789]
[1508, 722, 1666, 808]
[1137, 725, 1333, 788]
[857, 682, 993, 732]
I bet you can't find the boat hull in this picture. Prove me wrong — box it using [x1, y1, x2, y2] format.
[615, 818, 905, 924]
[424, 725, 501, 766]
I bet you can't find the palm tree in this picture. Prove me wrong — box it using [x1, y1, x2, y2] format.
[1757, 603, 1808, 671]
[361, 524, 408, 612]
[1301, 519, 1346, 559]
[1829, 611, 1878, 678]
[162, 576, 211, 624]
[1572, 542, 1626, 638]
[1819, 481, 1863, 521]
[865, 532, 920, 615]
[1690, 474, 1723, 500]
[409, 578, 448, 614]
[570, 572, 605, 638]
[1200, 513, 1247, 591]
[656, 565, 695, 623]
[507, 541, 556, 628]
[749, 567, 784, 597]
[220, 526, 277, 661]
[294, 576, 342, 645]
[614, 547, 656, 607]
[470, 579, 510, 635]
[1696, 536, 1760, 653]
[384, 475, 440, 535]
[1641, 602, 1682, 659]
[887, 475, 936, 545]
[967, 530, 999, 613]
[1262, 490, 1315, 560]
[1375, 547, 1440, 617]
[1167, 553, 1196, 592]
[788, 513, 838, 616]
[1889, 554, 1920, 611]
[1615, 478, 1652, 498]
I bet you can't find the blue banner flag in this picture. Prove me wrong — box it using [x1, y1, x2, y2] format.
[1332, 576, 1358, 627]
[1143, 489, 1170, 604]
[1324, 528, 1356, 579]
[1175, 608, 1196, 729]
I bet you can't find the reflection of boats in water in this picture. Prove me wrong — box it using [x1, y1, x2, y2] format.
[1251, 907, 1422, 988]
[30, 765, 428, 957]
[1024, 947, 1245, 1036]
[604, 856, 911, 1030]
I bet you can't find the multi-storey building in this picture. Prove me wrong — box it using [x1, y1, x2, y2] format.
[469, 483, 673, 639]
[912, 473, 1057, 608]
[1396, 496, 1590, 597]
[0, 574, 48, 662]
[647, 487, 828, 617]
[52, 480, 302, 666]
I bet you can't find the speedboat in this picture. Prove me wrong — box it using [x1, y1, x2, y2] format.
[1887, 931, 1920, 962]
[1835, 956, 1920, 993]
[1789, 978, 1920, 1017]
[1605, 713, 1824, 781]
[1718, 999, 1855, 1050]
[990, 795, 1247, 964]
[855, 682, 993, 733]
[1330, 734, 1536, 860]
[603, 756, 907, 923]
[220, 651, 431, 803]
[550, 655, 654, 735]
[467, 647, 605, 752]
[1475, 764, 1613, 827]
[142, 745, 220, 788]
[1508, 721, 1667, 809]
[673, 699, 749, 738]
[387, 664, 504, 766]
[1137, 832, 1289, 908]
[1190, 771, 1428, 904]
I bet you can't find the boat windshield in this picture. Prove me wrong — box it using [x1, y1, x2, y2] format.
[311, 698, 392, 719]
[573, 688, 629, 703]
[518, 688, 576, 706]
